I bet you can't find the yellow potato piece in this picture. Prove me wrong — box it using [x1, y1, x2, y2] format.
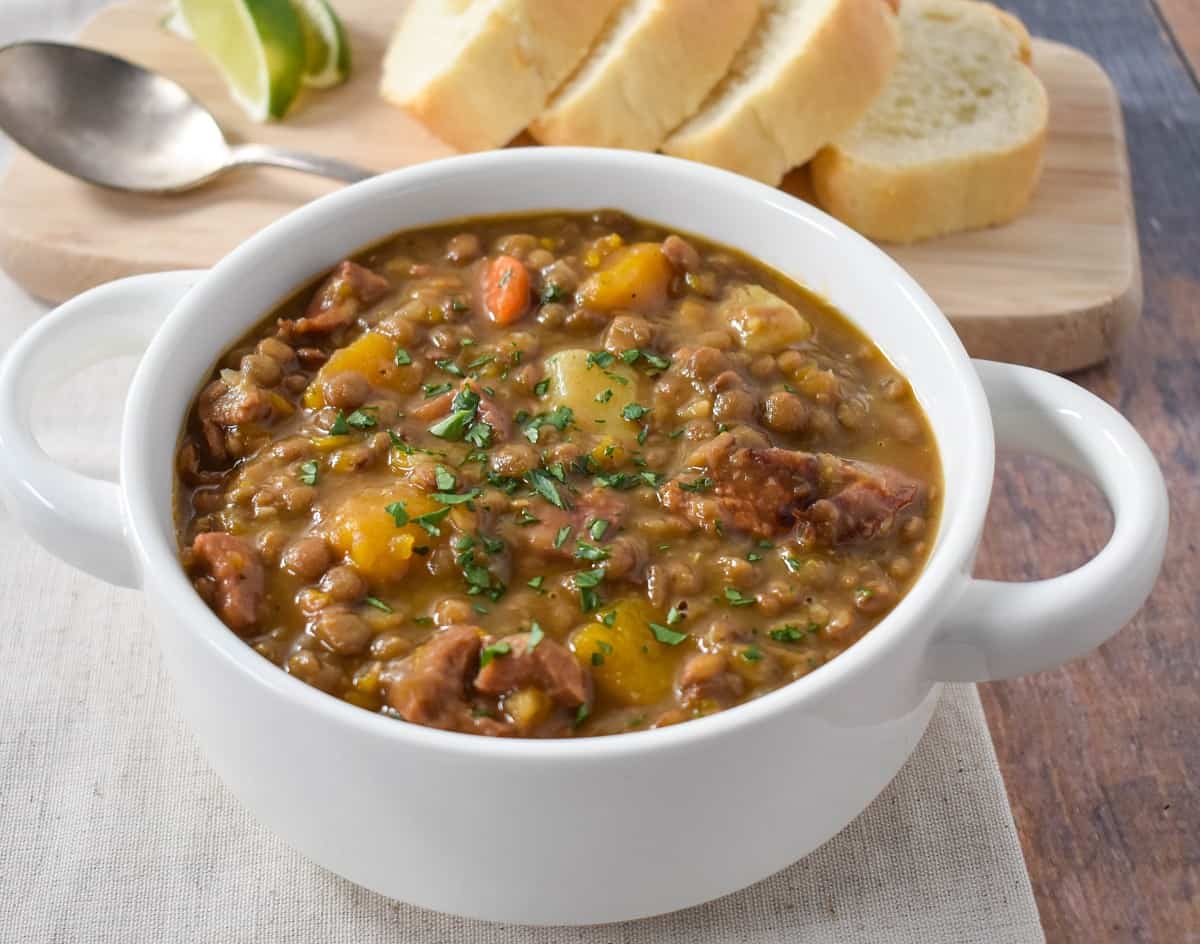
[304, 332, 418, 409]
[721, 284, 813, 354]
[325, 486, 440, 584]
[569, 599, 687, 708]
[578, 243, 672, 313]
[504, 687, 552, 732]
[546, 349, 643, 441]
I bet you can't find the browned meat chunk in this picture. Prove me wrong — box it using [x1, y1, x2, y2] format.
[190, 532, 264, 633]
[511, 488, 630, 565]
[659, 434, 925, 544]
[283, 261, 390, 335]
[473, 633, 591, 708]
[385, 625, 482, 731]
[410, 382, 511, 441]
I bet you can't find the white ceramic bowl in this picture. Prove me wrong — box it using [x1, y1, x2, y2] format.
[0, 149, 1167, 925]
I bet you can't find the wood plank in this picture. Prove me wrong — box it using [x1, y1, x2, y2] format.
[979, 1, 1200, 940]
[1157, 0, 1200, 85]
[0, 0, 1139, 374]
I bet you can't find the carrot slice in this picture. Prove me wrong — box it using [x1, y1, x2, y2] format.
[484, 255, 531, 325]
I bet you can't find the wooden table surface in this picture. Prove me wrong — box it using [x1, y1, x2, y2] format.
[976, 1, 1198, 939]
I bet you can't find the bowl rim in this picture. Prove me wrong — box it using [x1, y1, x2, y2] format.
[122, 147, 993, 760]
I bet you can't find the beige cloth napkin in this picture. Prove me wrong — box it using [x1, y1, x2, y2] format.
[0, 6, 1041, 940]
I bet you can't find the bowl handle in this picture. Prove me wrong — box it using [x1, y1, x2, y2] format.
[926, 360, 1168, 682]
[0, 271, 203, 588]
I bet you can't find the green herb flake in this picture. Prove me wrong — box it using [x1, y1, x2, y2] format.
[465, 421, 493, 449]
[414, 505, 452, 536]
[574, 703, 590, 727]
[746, 552, 763, 563]
[527, 468, 567, 509]
[433, 488, 481, 505]
[724, 586, 756, 608]
[385, 501, 409, 527]
[479, 641, 511, 668]
[394, 348, 412, 366]
[574, 541, 610, 562]
[783, 555, 803, 575]
[435, 358, 465, 377]
[554, 525, 572, 549]
[298, 460, 319, 486]
[540, 283, 566, 304]
[466, 354, 494, 370]
[595, 388, 613, 404]
[429, 409, 475, 441]
[423, 382, 453, 399]
[329, 411, 350, 435]
[364, 596, 393, 614]
[586, 351, 615, 369]
[649, 622, 688, 646]
[346, 408, 377, 430]
[413, 615, 433, 625]
[435, 466, 457, 491]
[621, 403, 649, 422]
[678, 477, 714, 493]
[769, 624, 816, 643]
[527, 575, 545, 591]
[481, 535, 505, 554]
[601, 610, 617, 627]
[589, 519, 609, 541]
[515, 508, 541, 526]
[742, 645, 764, 662]
[528, 622, 545, 650]
[666, 605, 684, 626]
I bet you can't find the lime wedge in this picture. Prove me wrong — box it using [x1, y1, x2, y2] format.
[178, 0, 307, 122]
[292, 0, 351, 88]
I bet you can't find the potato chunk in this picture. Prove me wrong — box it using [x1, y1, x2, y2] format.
[569, 599, 689, 707]
[304, 332, 418, 408]
[546, 348, 643, 440]
[578, 243, 673, 313]
[324, 486, 440, 584]
[720, 284, 812, 354]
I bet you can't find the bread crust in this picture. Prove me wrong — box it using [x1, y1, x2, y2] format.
[529, 0, 760, 151]
[662, 0, 900, 185]
[810, 0, 1049, 243]
[381, 0, 622, 152]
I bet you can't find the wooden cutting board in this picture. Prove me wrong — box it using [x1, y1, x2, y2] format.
[0, 0, 1139, 373]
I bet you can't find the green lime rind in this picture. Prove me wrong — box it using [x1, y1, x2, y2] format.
[292, 0, 352, 88]
[179, 0, 307, 122]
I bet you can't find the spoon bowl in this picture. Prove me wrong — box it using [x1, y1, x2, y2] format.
[0, 42, 372, 193]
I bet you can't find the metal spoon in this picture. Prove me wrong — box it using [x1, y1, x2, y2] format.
[0, 41, 374, 194]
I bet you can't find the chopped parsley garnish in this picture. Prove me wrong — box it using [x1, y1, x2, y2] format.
[665, 605, 684, 626]
[413, 615, 433, 625]
[668, 428, 686, 439]
[465, 421, 493, 448]
[329, 411, 350, 435]
[433, 488, 481, 505]
[742, 645, 764, 662]
[678, 477, 714, 492]
[554, 525, 572, 549]
[769, 624, 816, 642]
[589, 519, 609, 541]
[523, 405, 574, 444]
[855, 587, 876, 605]
[591, 651, 605, 666]
[434, 358, 464, 377]
[423, 382, 453, 399]
[346, 408, 376, 430]
[595, 388, 613, 404]
[574, 541, 610, 562]
[601, 610, 617, 627]
[574, 703, 590, 727]
[298, 460, 319, 486]
[621, 402, 649, 422]
[528, 622, 545, 650]
[783, 555, 804, 574]
[540, 282, 567, 304]
[385, 501, 409, 527]
[574, 567, 606, 612]
[724, 586, 756, 607]
[527, 575, 545, 591]
[527, 468, 567, 509]
[435, 466, 456, 491]
[533, 377, 550, 398]
[586, 350, 615, 369]
[429, 409, 475, 440]
[364, 596, 393, 614]
[394, 347, 412, 366]
[466, 354, 494, 370]
[481, 535, 505, 555]
[746, 552, 763, 563]
[479, 641, 511, 668]
[649, 622, 688, 646]
[413, 505, 452, 536]
[515, 508, 541, 526]
[637, 425, 648, 445]
[473, 603, 489, 615]
[620, 349, 671, 371]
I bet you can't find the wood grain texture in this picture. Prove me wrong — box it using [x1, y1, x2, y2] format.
[978, 1, 1200, 940]
[1156, 0, 1200, 83]
[0, 0, 1139, 373]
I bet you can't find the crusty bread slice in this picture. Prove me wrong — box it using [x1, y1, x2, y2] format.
[811, 0, 1049, 243]
[661, 0, 899, 185]
[380, 0, 623, 153]
[529, 0, 760, 152]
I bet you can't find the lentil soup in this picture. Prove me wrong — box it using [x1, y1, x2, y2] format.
[175, 211, 941, 738]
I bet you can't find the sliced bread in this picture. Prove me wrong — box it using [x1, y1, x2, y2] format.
[529, 0, 760, 152]
[661, 0, 900, 186]
[380, 0, 623, 153]
[810, 0, 1049, 243]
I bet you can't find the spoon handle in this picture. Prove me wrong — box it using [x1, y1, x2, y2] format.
[226, 144, 375, 185]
